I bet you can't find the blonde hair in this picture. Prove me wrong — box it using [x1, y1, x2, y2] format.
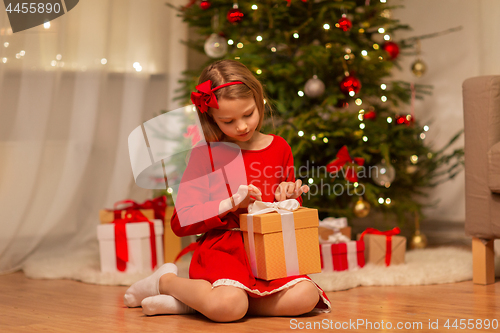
[196, 59, 270, 142]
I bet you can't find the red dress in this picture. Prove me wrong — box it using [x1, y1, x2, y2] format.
[171, 134, 331, 313]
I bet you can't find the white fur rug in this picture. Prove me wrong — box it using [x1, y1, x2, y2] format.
[311, 247, 482, 291]
[22, 246, 500, 292]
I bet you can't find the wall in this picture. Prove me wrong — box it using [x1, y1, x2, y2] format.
[392, 0, 500, 222]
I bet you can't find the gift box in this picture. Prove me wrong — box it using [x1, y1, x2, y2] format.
[319, 241, 365, 272]
[239, 200, 321, 281]
[319, 226, 351, 242]
[99, 209, 155, 224]
[97, 218, 164, 273]
[318, 217, 351, 242]
[358, 227, 406, 266]
[99, 197, 167, 224]
[164, 206, 182, 263]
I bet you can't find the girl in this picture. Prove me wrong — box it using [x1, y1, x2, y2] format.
[124, 59, 331, 322]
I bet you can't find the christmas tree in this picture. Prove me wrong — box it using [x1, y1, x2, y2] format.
[165, 0, 464, 224]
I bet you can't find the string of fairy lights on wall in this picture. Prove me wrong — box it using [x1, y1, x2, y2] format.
[1, 21, 143, 72]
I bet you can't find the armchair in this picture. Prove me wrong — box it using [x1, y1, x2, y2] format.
[463, 75, 500, 284]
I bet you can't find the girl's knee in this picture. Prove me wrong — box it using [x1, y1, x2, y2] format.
[291, 281, 320, 314]
[205, 287, 249, 322]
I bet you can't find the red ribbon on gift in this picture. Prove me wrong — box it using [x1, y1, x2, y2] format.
[326, 146, 365, 183]
[320, 241, 365, 272]
[360, 227, 401, 266]
[113, 211, 158, 272]
[113, 196, 167, 220]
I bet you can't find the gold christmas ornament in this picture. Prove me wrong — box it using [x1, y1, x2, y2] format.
[410, 230, 428, 249]
[411, 59, 427, 77]
[353, 198, 370, 218]
[406, 165, 418, 174]
[410, 212, 428, 249]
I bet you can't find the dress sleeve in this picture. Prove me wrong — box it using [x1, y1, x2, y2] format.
[171, 206, 226, 237]
[283, 140, 303, 206]
[170, 145, 229, 237]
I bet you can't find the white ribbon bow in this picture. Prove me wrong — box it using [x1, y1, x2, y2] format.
[323, 232, 350, 244]
[319, 217, 347, 232]
[248, 199, 300, 215]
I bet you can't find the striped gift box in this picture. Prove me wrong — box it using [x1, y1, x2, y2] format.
[319, 240, 365, 272]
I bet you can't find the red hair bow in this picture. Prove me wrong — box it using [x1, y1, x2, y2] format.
[326, 145, 365, 183]
[191, 81, 218, 113]
[190, 80, 244, 113]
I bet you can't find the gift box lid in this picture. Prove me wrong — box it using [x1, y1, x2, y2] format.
[328, 241, 365, 255]
[99, 209, 156, 223]
[239, 207, 318, 234]
[97, 219, 163, 241]
[356, 233, 406, 247]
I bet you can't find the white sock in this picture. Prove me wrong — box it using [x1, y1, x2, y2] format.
[123, 263, 178, 308]
[142, 295, 196, 316]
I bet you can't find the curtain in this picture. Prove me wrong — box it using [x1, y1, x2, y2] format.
[0, 0, 187, 274]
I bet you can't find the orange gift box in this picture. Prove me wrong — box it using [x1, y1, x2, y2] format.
[240, 205, 321, 281]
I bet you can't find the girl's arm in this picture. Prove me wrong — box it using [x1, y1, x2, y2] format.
[170, 205, 226, 237]
[285, 148, 303, 206]
[169, 145, 230, 237]
[169, 143, 262, 237]
[274, 143, 306, 205]
[171, 184, 261, 237]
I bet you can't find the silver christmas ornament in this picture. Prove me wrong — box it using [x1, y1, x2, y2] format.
[304, 75, 325, 98]
[204, 33, 228, 58]
[371, 160, 396, 187]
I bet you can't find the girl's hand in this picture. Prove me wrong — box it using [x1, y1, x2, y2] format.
[219, 184, 262, 218]
[275, 179, 309, 202]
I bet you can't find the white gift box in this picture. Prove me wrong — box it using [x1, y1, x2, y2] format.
[318, 217, 351, 243]
[97, 219, 164, 273]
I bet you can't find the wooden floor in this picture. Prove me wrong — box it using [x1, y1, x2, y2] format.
[1, 271, 499, 332]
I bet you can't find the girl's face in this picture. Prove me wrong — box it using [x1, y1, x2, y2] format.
[210, 97, 260, 143]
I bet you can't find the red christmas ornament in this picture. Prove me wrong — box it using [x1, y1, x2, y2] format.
[364, 110, 377, 120]
[200, 1, 211, 10]
[383, 41, 400, 60]
[339, 75, 362, 96]
[395, 115, 414, 126]
[227, 6, 244, 23]
[337, 14, 352, 32]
